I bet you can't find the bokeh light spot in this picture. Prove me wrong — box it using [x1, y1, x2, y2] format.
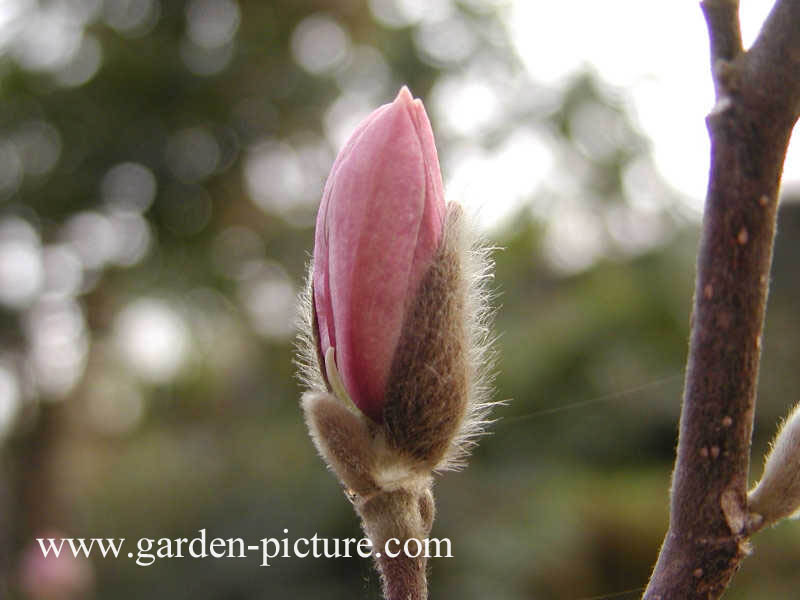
[165, 127, 220, 183]
[179, 37, 234, 76]
[368, 0, 428, 28]
[103, 0, 159, 37]
[543, 204, 605, 274]
[0, 362, 20, 438]
[13, 121, 62, 176]
[185, 0, 240, 49]
[0, 217, 43, 309]
[25, 298, 88, 398]
[0, 141, 24, 196]
[244, 140, 307, 217]
[238, 263, 296, 340]
[335, 45, 391, 99]
[114, 298, 189, 384]
[19, 533, 94, 599]
[432, 76, 499, 137]
[54, 33, 102, 87]
[101, 162, 157, 214]
[42, 244, 83, 299]
[61, 212, 119, 271]
[13, 8, 83, 71]
[290, 13, 349, 75]
[414, 16, 475, 66]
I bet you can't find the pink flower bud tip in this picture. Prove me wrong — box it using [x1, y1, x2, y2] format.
[312, 86, 446, 422]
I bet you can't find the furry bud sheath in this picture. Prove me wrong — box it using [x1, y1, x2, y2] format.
[297, 86, 495, 600]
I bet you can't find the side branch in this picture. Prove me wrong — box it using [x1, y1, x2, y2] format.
[701, 0, 743, 68]
[644, 1, 800, 598]
[746, 0, 800, 120]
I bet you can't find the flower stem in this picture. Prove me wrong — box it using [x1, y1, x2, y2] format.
[375, 551, 428, 600]
[356, 486, 434, 600]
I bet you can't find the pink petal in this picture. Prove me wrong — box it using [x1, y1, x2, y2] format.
[313, 87, 445, 421]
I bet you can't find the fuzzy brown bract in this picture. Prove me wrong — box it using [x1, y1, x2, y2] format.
[382, 202, 470, 472]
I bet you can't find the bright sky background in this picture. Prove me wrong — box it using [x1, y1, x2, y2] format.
[508, 0, 799, 215]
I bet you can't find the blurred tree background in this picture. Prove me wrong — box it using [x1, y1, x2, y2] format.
[0, 0, 797, 598]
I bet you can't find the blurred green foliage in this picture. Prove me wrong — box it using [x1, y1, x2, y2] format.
[0, 1, 798, 599]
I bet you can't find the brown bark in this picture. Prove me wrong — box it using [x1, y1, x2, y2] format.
[644, 0, 800, 598]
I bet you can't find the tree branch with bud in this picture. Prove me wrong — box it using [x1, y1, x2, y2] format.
[644, 1, 800, 598]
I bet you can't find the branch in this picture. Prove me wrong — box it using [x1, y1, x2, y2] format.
[644, 1, 800, 598]
[702, 0, 743, 64]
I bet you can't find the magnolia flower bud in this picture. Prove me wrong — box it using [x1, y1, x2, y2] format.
[296, 86, 496, 599]
[299, 86, 494, 476]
